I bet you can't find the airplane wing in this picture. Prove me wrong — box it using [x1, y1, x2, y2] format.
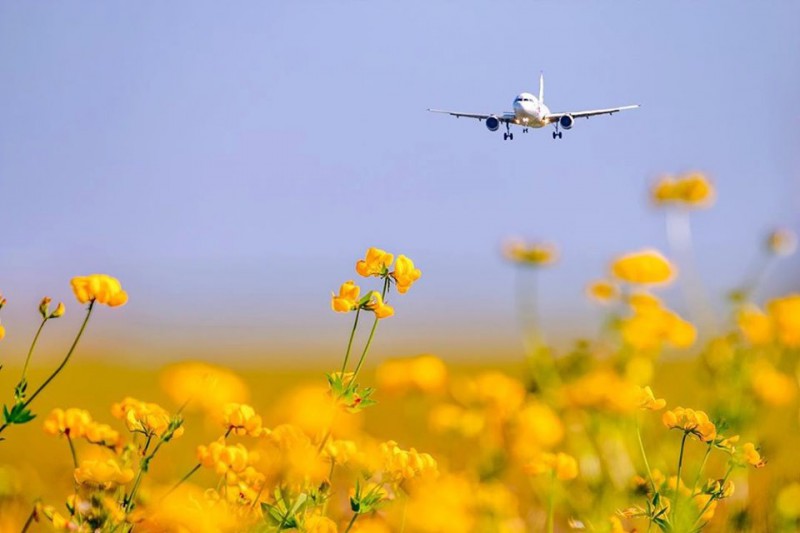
[427, 109, 515, 122]
[545, 104, 640, 122]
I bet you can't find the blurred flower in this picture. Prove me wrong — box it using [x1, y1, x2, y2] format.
[777, 483, 800, 519]
[375, 354, 447, 395]
[620, 299, 696, 351]
[304, 516, 338, 533]
[741, 442, 766, 468]
[403, 474, 475, 532]
[651, 172, 715, 208]
[140, 485, 239, 533]
[70, 274, 128, 307]
[356, 248, 394, 277]
[736, 305, 773, 345]
[524, 452, 578, 480]
[74, 459, 134, 488]
[197, 438, 250, 475]
[255, 424, 328, 491]
[563, 370, 641, 413]
[766, 294, 800, 347]
[511, 402, 565, 459]
[84, 422, 123, 450]
[365, 291, 394, 319]
[323, 439, 358, 465]
[611, 249, 674, 285]
[637, 386, 666, 411]
[332, 280, 360, 313]
[391, 255, 421, 294]
[0, 322, 4, 341]
[159, 361, 249, 416]
[273, 384, 360, 439]
[221, 403, 265, 437]
[43, 408, 93, 439]
[751, 361, 796, 406]
[766, 228, 797, 256]
[503, 239, 558, 267]
[586, 280, 618, 304]
[428, 404, 485, 438]
[662, 407, 716, 442]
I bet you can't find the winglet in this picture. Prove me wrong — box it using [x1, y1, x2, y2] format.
[538, 72, 544, 104]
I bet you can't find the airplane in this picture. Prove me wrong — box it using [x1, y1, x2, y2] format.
[428, 73, 639, 140]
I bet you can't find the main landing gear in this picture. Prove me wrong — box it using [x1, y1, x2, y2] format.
[503, 123, 514, 141]
[552, 123, 563, 139]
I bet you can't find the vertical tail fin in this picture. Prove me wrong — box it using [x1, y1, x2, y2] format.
[538, 72, 544, 103]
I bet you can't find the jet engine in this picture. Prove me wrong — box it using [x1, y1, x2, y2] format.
[559, 114, 575, 130]
[485, 116, 500, 132]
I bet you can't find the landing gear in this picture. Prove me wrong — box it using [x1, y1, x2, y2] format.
[503, 123, 514, 141]
[552, 131, 562, 139]
[523, 127, 529, 133]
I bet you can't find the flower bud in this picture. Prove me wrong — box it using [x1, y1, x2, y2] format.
[39, 296, 52, 319]
[50, 302, 66, 318]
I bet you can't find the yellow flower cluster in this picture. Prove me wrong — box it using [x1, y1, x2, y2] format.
[750, 361, 796, 406]
[662, 407, 717, 442]
[74, 458, 134, 488]
[504, 239, 558, 266]
[651, 172, 715, 208]
[737, 295, 800, 347]
[222, 403, 265, 437]
[563, 370, 644, 413]
[43, 408, 123, 449]
[378, 440, 438, 482]
[70, 274, 128, 307]
[197, 438, 252, 475]
[524, 451, 579, 480]
[111, 397, 184, 439]
[611, 249, 674, 285]
[375, 354, 447, 395]
[620, 293, 696, 351]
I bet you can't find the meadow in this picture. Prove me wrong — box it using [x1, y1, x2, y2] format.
[0, 173, 799, 533]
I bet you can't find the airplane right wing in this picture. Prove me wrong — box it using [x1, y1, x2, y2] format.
[545, 104, 640, 122]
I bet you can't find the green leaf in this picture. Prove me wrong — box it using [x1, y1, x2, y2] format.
[3, 403, 36, 425]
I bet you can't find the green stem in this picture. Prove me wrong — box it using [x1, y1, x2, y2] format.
[636, 419, 655, 492]
[340, 309, 361, 375]
[20, 505, 36, 533]
[349, 316, 379, 387]
[124, 434, 153, 515]
[344, 514, 358, 533]
[691, 443, 712, 495]
[546, 471, 555, 533]
[672, 432, 689, 527]
[66, 434, 79, 469]
[691, 464, 734, 530]
[19, 318, 48, 389]
[0, 303, 95, 436]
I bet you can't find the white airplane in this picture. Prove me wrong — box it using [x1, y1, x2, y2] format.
[428, 73, 639, 140]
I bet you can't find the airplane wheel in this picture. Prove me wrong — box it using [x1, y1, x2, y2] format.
[503, 133, 508, 140]
[552, 132, 557, 139]
[509, 133, 514, 140]
[559, 132, 563, 139]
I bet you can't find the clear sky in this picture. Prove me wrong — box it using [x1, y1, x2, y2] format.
[1, 2, 799, 365]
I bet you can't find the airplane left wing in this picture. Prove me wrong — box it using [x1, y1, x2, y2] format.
[427, 109, 515, 122]
[546, 104, 640, 122]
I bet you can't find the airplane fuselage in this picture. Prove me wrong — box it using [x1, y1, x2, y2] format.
[511, 92, 551, 129]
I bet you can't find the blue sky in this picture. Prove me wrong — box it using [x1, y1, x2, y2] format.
[1, 2, 799, 364]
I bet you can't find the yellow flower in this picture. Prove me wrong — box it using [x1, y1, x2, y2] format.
[197, 438, 251, 475]
[379, 440, 438, 482]
[159, 361, 249, 416]
[637, 386, 666, 411]
[304, 516, 338, 533]
[0, 322, 5, 341]
[43, 408, 93, 439]
[74, 459, 134, 487]
[777, 483, 800, 519]
[356, 248, 394, 277]
[70, 274, 128, 307]
[504, 239, 558, 266]
[662, 407, 716, 442]
[84, 421, 123, 449]
[586, 280, 618, 303]
[741, 443, 766, 468]
[365, 291, 394, 319]
[651, 172, 715, 208]
[331, 280, 360, 313]
[620, 300, 696, 351]
[767, 294, 800, 347]
[524, 452, 578, 480]
[323, 439, 358, 465]
[51, 302, 66, 318]
[222, 403, 265, 437]
[611, 249, 674, 285]
[112, 397, 184, 439]
[737, 305, 773, 345]
[375, 354, 447, 395]
[391, 255, 422, 294]
[766, 228, 797, 256]
[751, 361, 796, 406]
